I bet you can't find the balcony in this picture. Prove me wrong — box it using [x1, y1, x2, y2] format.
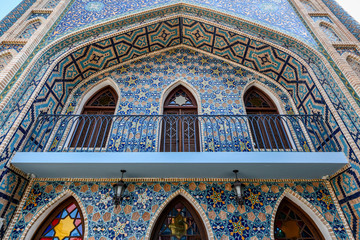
[12, 114, 348, 179]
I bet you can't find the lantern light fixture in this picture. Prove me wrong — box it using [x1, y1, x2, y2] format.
[232, 170, 245, 205]
[113, 170, 127, 206]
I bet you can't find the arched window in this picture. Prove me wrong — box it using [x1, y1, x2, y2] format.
[160, 86, 199, 152]
[151, 196, 208, 240]
[0, 53, 12, 72]
[70, 86, 118, 148]
[17, 21, 41, 39]
[244, 87, 291, 150]
[274, 198, 324, 240]
[320, 24, 341, 42]
[32, 197, 84, 240]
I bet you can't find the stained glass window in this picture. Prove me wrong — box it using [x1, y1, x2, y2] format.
[33, 198, 84, 240]
[151, 196, 207, 240]
[275, 198, 324, 240]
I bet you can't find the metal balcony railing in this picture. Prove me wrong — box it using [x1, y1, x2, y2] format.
[23, 114, 338, 152]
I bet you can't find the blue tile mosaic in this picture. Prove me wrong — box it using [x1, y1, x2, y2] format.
[321, 0, 360, 41]
[7, 180, 352, 240]
[0, 0, 37, 37]
[48, 0, 316, 45]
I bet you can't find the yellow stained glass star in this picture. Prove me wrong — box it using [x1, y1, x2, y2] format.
[53, 215, 76, 240]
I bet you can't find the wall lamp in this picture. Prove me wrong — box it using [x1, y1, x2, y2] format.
[232, 170, 245, 206]
[113, 170, 127, 206]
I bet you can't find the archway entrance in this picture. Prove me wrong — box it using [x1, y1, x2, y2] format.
[244, 87, 291, 150]
[160, 86, 200, 152]
[151, 196, 208, 240]
[274, 198, 325, 240]
[70, 86, 118, 148]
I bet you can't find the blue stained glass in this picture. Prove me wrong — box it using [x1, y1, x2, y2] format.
[70, 209, 78, 218]
[44, 225, 52, 233]
[70, 229, 80, 236]
[45, 229, 55, 236]
[61, 210, 68, 218]
[78, 224, 83, 234]
[56, 213, 61, 218]
[76, 212, 80, 218]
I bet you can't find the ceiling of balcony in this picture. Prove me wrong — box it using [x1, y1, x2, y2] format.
[12, 152, 347, 179]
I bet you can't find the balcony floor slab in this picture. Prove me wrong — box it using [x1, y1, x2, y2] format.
[11, 152, 348, 179]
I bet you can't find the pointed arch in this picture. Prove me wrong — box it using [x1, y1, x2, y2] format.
[20, 190, 88, 240]
[145, 189, 214, 240]
[68, 84, 118, 148]
[70, 77, 120, 115]
[271, 188, 336, 240]
[243, 86, 294, 150]
[160, 80, 201, 115]
[160, 84, 200, 152]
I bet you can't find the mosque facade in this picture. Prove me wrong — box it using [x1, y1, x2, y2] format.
[0, 0, 360, 239]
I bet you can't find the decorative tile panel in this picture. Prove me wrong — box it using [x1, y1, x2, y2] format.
[43, 0, 61, 9]
[0, 14, 360, 239]
[27, 13, 50, 21]
[7, 179, 351, 240]
[320, 24, 341, 42]
[48, 0, 316, 45]
[311, 16, 333, 24]
[17, 21, 41, 39]
[321, 0, 360, 41]
[0, 0, 37, 37]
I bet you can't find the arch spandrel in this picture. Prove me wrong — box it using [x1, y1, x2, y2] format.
[48, 2, 315, 45]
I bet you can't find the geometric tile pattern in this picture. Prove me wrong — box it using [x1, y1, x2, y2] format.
[0, 169, 28, 238]
[43, 0, 61, 9]
[0, 0, 37, 37]
[0, 44, 24, 54]
[8, 180, 352, 240]
[311, 16, 333, 24]
[0, 14, 360, 239]
[17, 21, 41, 39]
[27, 13, 50, 21]
[48, 49, 296, 152]
[320, 24, 341, 42]
[49, 0, 316, 45]
[321, 0, 360, 41]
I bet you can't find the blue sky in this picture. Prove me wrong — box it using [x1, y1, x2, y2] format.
[0, 0, 359, 23]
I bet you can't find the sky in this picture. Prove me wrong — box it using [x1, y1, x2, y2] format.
[0, 0, 359, 25]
